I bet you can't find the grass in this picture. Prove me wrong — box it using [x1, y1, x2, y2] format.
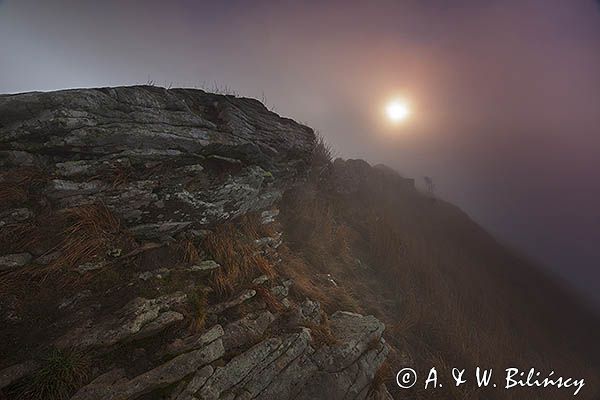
[303, 316, 338, 348]
[252, 285, 284, 313]
[203, 218, 275, 298]
[176, 238, 201, 265]
[14, 349, 89, 400]
[24, 203, 125, 281]
[278, 159, 600, 399]
[0, 167, 47, 211]
[187, 288, 208, 333]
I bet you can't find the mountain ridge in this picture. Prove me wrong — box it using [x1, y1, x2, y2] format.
[0, 86, 598, 400]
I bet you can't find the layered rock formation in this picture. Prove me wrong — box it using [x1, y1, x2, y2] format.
[0, 86, 392, 399]
[0, 86, 313, 229]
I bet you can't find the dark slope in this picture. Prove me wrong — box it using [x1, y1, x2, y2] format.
[279, 157, 600, 399]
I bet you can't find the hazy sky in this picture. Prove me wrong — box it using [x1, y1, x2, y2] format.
[1, 0, 599, 305]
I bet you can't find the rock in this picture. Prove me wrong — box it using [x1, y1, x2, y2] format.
[138, 268, 171, 281]
[129, 221, 192, 240]
[0, 150, 38, 167]
[0, 253, 32, 271]
[56, 292, 187, 349]
[0, 208, 33, 223]
[0, 86, 314, 229]
[46, 179, 105, 201]
[71, 339, 224, 400]
[34, 251, 61, 265]
[138, 268, 170, 281]
[289, 298, 322, 326]
[188, 260, 221, 272]
[270, 285, 289, 300]
[261, 209, 279, 225]
[254, 233, 282, 248]
[0, 360, 39, 389]
[58, 289, 92, 310]
[182, 164, 205, 173]
[77, 260, 106, 274]
[207, 289, 256, 314]
[196, 333, 308, 400]
[106, 247, 122, 258]
[54, 160, 98, 177]
[251, 275, 270, 285]
[175, 311, 388, 400]
[163, 324, 224, 356]
[173, 365, 214, 400]
[222, 310, 275, 350]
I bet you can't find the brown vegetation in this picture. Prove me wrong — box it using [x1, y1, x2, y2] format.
[203, 220, 275, 298]
[278, 160, 600, 399]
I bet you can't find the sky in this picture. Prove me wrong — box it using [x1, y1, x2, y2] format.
[1, 0, 599, 305]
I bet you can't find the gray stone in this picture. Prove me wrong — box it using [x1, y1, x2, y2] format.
[34, 251, 61, 265]
[54, 160, 98, 177]
[163, 324, 224, 356]
[260, 209, 279, 225]
[251, 275, 270, 285]
[0, 86, 314, 228]
[47, 179, 104, 200]
[77, 260, 106, 274]
[222, 310, 275, 350]
[0, 208, 33, 223]
[129, 221, 192, 240]
[58, 289, 92, 310]
[71, 339, 224, 400]
[182, 164, 204, 173]
[188, 260, 221, 272]
[174, 365, 214, 400]
[0, 253, 32, 271]
[207, 289, 256, 314]
[56, 292, 187, 349]
[289, 298, 322, 326]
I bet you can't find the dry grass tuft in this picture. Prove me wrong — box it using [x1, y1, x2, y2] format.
[0, 222, 43, 254]
[252, 285, 284, 313]
[305, 316, 338, 348]
[187, 288, 208, 333]
[238, 213, 276, 239]
[0, 167, 47, 210]
[176, 239, 201, 264]
[311, 132, 334, 177]
[37, 203, 125, 279]
[203, 221, 275, 298]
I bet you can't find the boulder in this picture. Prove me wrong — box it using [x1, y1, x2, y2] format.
[0, 86, 315, 228]
[71, 339, 224, 400]
[0, 253, 32, 271]
[56, 292, 187, 349]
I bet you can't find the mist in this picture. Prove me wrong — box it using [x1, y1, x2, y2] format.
[1, 0, 599, 304]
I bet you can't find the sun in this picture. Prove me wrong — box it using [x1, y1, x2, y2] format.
[385, 99, 411, 123]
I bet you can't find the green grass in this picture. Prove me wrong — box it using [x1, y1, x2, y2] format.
[16, 348, 89, 400]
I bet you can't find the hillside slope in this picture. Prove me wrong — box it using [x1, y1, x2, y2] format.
[0, 86, 598, 400]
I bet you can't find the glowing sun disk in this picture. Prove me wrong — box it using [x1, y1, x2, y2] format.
[386, 99, 410, 123]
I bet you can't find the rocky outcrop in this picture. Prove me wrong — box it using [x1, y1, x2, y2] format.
[71, 311, 389, 400]
[0, 86, 314, 231]
[332, 158, 414, 195]
[0, 87, 392, 400]
[56, 292, 188, 350]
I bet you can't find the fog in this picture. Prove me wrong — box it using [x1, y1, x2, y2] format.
[1, 0, 599, 304]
